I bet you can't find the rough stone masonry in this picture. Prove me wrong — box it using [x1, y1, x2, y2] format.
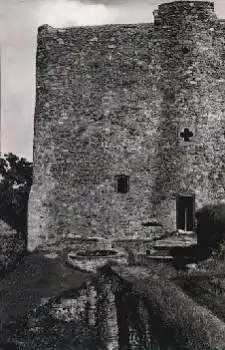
[28, 1, 225, 253]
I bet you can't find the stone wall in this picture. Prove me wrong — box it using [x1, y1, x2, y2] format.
[29, 1, 225, 252]
[0, 221, 26, 275]
[29, 22, 163, 251]
[16, 264, 225, 349]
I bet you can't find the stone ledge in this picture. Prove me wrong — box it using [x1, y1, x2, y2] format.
[154, 236, 197, 248]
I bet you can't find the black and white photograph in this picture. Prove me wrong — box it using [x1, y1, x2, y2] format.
[1, 0, 225, 348]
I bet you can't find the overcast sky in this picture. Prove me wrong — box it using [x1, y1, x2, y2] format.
[1, 0, 225, 161]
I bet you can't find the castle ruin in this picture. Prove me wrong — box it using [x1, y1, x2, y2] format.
[28, 1, 225, 253]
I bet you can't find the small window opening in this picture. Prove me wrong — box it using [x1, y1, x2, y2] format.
[182, 47, 189, 54]
[115, 174, 129, 193]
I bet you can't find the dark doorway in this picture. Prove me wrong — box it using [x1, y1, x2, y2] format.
[177, 195, 195, 231]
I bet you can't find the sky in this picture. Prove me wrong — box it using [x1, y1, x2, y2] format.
[1, 0, 225, 161]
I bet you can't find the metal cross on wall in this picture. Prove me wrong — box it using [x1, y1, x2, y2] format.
[180, 128, 193, 142]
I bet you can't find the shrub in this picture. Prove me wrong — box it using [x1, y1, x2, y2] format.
[196, 203, 225, 256]
[0, 153, 33, 236]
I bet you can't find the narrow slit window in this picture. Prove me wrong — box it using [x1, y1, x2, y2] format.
[115, 174, 129, 193]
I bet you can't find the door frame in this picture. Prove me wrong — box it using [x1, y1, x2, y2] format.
[176, 194, 195, 232]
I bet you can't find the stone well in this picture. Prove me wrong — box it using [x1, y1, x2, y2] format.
[67, 249, 128, 273]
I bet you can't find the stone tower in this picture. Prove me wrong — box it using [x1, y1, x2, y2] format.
[28, 1, 225, 253]
[152, 1, 225, 231]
